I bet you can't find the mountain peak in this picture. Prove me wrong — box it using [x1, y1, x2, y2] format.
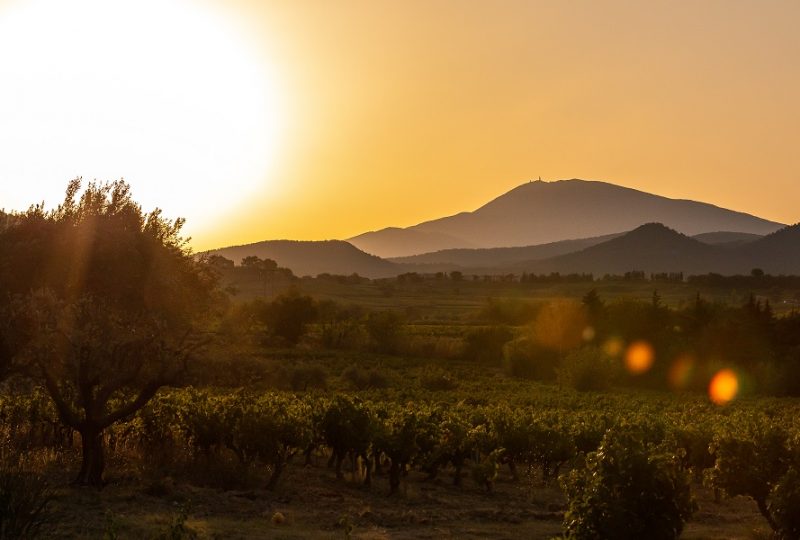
[349, 179, 785, 258]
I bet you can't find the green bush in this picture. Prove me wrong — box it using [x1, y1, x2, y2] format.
[264, 292, 318, 346]
[321, 396, 377, 484]
[557, 347, 619, 392]
[561, 429, 696, 539]
[503, 337, 560, 380]
[707, 427, 794, 535]
[365, 311, 404, 354]
[317, 301, 365, 350]
[374, 407, 420, 494]
[770, 467, 800, 539]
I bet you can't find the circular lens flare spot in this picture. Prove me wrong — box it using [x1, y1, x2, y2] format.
[582, 326, 596, 342]
[625, 341, 655, 374]
[603, 337, 624, 357]
[668, 355, 694, 390]
[709, 369, 739, 405]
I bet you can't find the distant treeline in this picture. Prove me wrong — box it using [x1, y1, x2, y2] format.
[208, 254, 800, 288]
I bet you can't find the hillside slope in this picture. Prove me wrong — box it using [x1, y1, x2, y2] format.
[389, 233, 621, 268]
[349, 179, 784, 257]
[207, 240, 402, 278]
[518, 223, 742, 275]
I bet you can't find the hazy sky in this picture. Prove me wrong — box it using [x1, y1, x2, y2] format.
[2, 0, 799, 250]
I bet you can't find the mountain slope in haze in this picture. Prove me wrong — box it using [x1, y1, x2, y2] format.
[515, 223, 800, 276]
[519, 223, 737, 275]
[207, 223, 799, 279]
[348, 227, 476, 261]
[389, 233, 622, 268]
[740, 224, 800, 275]
[207, 240, 401, 279]
[693, 231, 763, 246]
[349, 179, 785, 258]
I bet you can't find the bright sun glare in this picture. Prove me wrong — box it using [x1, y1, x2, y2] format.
[0, 0, 282, 231]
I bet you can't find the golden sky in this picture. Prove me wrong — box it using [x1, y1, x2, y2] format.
[2, 0, 799, 250]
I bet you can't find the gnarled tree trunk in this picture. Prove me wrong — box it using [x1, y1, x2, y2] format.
[75, 427, 105, 487]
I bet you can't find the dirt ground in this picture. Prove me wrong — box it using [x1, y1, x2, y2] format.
[41, 458, 772, 539]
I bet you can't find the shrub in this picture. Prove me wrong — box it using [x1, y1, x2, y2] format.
[557, 347, 619, 392]
[317, 301, 365, 350]
[373, 407, 420, 494]
[340, 365, 368, 390]
[419, 367, 458, 391]
[561, 429, 696, 540]
[503, 337, 560, 380]
[707, 427, 794, 534]
[461, 326, 514, 364]
[265, 292, 318, 346]
[770, 467, 800, 539]
[341, 366, 392, 390]
[529, 420, 576, 482]
[0, 467, 51, 539]
[365, 311, 404, 354]
[320, 397, 376, 484]
[234, 395, 313, 490]
[471, 449, 503, 492]
[477, 298, 537, 325]
[288, 364, 328, 391]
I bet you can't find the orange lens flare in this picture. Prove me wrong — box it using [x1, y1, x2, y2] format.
[709, 369, 739, 405]
[668, 355, 694, 390]
[582, 326, 596, 342]
[625, 341, 654, 374]
[603, 337, 624, 358]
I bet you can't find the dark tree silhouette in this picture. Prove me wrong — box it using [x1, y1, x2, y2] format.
[263, 291, 317, 346]
[0, 179, 220, 486]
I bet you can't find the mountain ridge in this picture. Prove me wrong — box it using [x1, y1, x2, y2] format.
[349, 179, 785, 257]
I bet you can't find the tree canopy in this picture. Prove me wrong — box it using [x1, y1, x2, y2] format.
[0, 179, 221, 485]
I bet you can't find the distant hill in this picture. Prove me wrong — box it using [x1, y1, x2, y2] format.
[518, 223, 727, 275]
[348, 227, 475, 261]
[349, 179, 785, 257]
[389, 233, 621, 268]
[512, 223, 800, 276]
[740, 224, 800, 275]
[693, 231, 763, 246]
[207, 223, 800, 279]
[207, 240, 401, 279]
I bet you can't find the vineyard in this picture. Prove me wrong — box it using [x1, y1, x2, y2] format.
[3, 367, 800, 538]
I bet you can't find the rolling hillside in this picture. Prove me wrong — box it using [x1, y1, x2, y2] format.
[389, 233, 621, 268]
[207, 240, 402, 278]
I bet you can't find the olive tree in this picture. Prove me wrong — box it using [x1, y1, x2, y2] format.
[0, 180, 219, 486]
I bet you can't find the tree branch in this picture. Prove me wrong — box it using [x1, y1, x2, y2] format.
[39, 364, 81, 429]
[99, 382, 162, 430]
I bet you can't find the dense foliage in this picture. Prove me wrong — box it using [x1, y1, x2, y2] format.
[0, 180, 220, 485]
[562, 428, 696, 539]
